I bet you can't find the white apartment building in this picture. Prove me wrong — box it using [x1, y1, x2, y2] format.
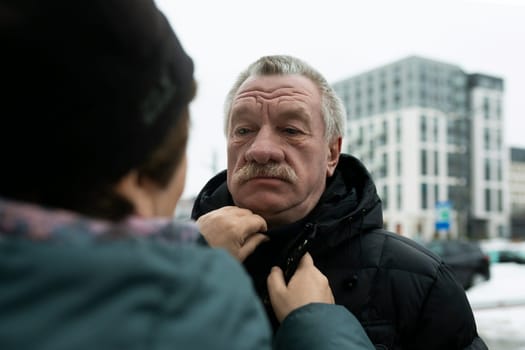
[333, 56, 509, 241]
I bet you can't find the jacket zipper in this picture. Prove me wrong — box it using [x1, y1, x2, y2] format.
[263, 222, 318, 306]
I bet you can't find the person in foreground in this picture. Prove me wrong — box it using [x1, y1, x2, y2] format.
[0, 1, 374, 349]
[192, 54, 488, 349]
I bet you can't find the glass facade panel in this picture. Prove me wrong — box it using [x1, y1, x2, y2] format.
[397, 184, 402, 210]
[420, 115, 427, 142]
[396, 117, 402, 144]
[485, 188, 491, 212]
[421, 183, 428, 209]
[396, 151, 402, 177]
[421, 150, 427, 175]
[434, 151, 439, 175]
[382, 185, 388, 209]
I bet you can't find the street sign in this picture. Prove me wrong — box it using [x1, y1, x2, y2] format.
[435, 201, 452, 231]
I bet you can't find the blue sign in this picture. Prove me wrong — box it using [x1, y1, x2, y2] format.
[435, 201, 452, 231]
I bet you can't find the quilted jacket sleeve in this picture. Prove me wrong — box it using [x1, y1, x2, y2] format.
[0, 235, 376, 350]
[274, 303, 375, 350]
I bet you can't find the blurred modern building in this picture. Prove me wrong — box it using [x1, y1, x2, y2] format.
[510, 147, 525, 239]
[333, 56, 509, 241]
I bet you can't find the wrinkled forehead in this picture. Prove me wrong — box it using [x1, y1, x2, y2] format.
[225, 74, 325, 136]
[237, 74, 318, 96]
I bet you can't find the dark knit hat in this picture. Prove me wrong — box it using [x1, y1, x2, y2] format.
[1, 0, 194, 189]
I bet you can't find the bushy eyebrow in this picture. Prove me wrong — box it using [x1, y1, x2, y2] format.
[231, 103, 255, 117]
[277, 105, 311, 124]
[229, 100, 313, 126]
[230, 104, 258, 127]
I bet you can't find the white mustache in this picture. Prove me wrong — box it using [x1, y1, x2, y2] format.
[233, 162, 298, 184]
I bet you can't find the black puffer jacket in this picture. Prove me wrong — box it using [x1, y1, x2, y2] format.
[192, 154, 487, 350]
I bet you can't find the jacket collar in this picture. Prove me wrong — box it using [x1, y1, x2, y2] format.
[192, 154, 383, 249]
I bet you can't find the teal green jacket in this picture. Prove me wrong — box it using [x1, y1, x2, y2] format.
[0, 198, 373, 350]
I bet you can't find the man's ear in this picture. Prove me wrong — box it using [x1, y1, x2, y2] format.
[114, 170, 155, 217]
[326, 136, 342, 177]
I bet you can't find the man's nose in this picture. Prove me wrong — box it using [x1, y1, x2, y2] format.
[245, 127, 285, 164]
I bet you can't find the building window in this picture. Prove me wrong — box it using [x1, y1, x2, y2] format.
[448, 152, 462, 178]
[380, 120, 388, 145]
[394, 76, 401, 87]
[497, 159, 502, 181]
[421, 183, 428, 209]
[396, 116, 402, 144]
[396, 151, 402, 177]
[433, 117, 439, 142]
[380, 153, 388, 178]
[447, 119, 457, 145]
[397, 184, 402, 210]
[484, 158, 491, 180]
[420, 115, 427, 142]
[434, 151, 439, 176]
[434, 184, 439, 204]
[380, 99, 386, 112]
[484, 128, 490, 150]
[498, 225, 505, 238]
[357, 126, 363, 146]
[394, 94, 401, 108]
[448, 185, 463, 207]
[485, 188, 491, 212]
[367, 102, 374, 115]
[498, 190, 503, 212]
[421, 150, 428, 175]
[483, 97, 490, 119]
[496, 128, 502, 151]
[382, 184, 388, 209]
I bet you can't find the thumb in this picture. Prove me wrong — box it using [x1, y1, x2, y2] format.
[267, 266, 289, 322]
[267, 266, 286, 297]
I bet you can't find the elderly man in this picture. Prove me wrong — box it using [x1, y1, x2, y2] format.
[193, 55, 487, 350]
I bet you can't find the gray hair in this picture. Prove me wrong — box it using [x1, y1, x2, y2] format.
[223, 55, 346, 142]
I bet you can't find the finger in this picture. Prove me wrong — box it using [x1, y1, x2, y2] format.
[239, 214, 267, 237]
[233, 218, 267, 248]
[267, 266, 286, 298]
[295, 252, 314, 271]
[267, 266, 289, 323]
[224, 206, 257, 219]
[238, 233, 269, 261]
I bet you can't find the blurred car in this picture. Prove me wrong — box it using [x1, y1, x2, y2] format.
[498, 250, 525, 264]
[487, 249, 525, 264]
[425, 240, 490, 290]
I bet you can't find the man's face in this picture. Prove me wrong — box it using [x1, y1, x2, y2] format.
[226, 74, 341, 227]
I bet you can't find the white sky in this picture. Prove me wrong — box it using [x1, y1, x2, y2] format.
[156, 0, 525, 198]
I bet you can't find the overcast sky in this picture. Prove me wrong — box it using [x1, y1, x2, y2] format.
[156, 0, 525, 198]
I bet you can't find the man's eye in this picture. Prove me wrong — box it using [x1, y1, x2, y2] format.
[283, 127, 300, 135]
[235, 127, 251, 135]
